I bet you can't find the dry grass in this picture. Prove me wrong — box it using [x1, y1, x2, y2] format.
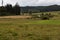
[0, 11, 60, 40]
[0, 18, 59, 40]
[0, 15, 32, 19]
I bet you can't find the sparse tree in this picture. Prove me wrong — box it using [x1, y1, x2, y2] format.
[13, 3, 20, 15]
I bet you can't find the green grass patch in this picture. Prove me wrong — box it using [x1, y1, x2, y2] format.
[0, 18, 59, 40]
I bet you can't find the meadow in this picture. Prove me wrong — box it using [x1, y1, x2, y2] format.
[0, 18, 60, 40]
[0, 11, 60, 40]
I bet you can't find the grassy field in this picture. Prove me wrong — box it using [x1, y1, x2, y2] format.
[0, 18, 60, 40]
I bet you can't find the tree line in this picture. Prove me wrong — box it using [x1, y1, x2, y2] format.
[21, 4, 60, 13]
[0, 3, 20, 16]
[0, 4, 60, 16]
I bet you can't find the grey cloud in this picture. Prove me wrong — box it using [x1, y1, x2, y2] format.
[0, 0, 60, 6]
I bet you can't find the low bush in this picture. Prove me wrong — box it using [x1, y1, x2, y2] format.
[40, 13, 54, 20]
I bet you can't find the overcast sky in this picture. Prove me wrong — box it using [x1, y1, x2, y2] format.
[0, 0, 60, 6]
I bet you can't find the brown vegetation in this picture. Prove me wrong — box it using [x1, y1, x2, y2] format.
[0, 15, 32, 19]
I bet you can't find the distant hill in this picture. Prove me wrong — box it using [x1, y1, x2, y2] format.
[20, 5, 60, 13]
[0, 4, 60, 16]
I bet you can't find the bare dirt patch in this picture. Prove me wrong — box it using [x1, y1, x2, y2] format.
[0, 15, 32, 19]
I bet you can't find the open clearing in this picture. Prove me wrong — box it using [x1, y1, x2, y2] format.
[0, 18, 60, 40]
